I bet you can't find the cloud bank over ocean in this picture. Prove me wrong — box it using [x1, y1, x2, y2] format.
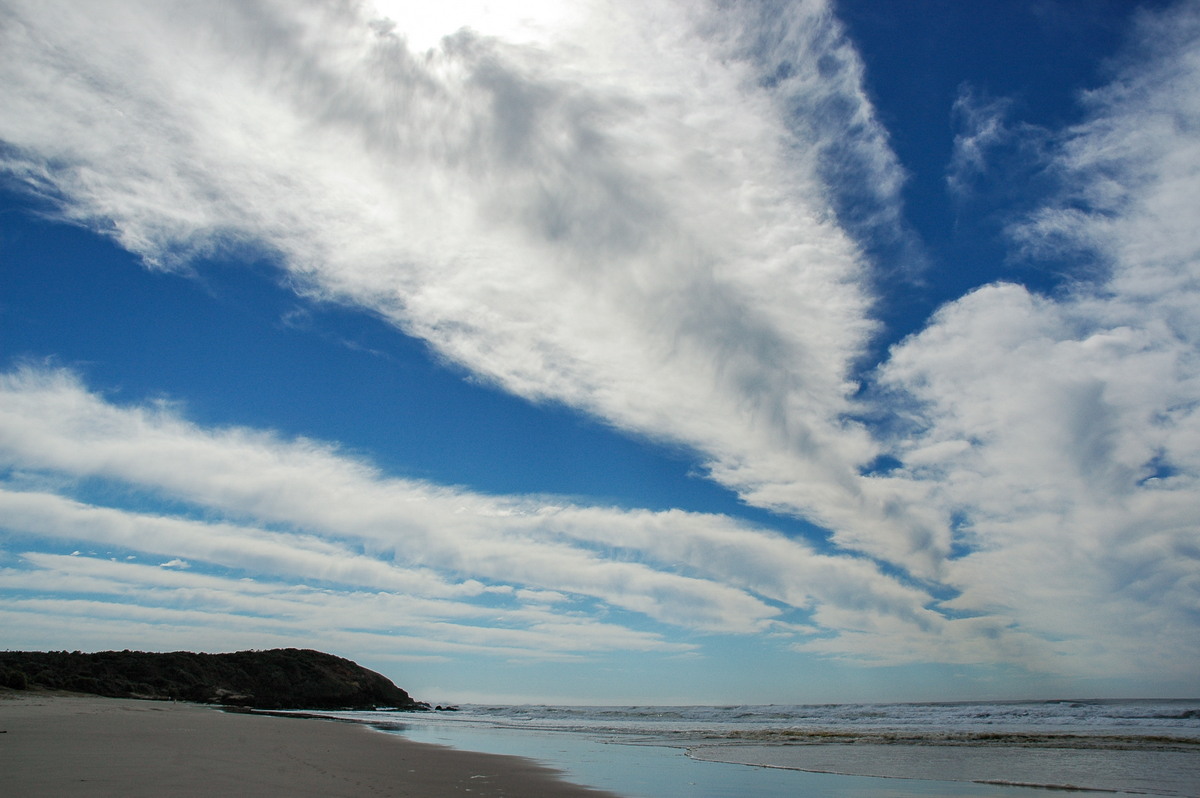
[1, 0, 1197, 701]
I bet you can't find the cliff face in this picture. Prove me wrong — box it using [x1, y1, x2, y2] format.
[0, 648, 426, 710]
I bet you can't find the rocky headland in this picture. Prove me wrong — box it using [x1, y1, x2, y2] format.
[0, 648, 426, 710]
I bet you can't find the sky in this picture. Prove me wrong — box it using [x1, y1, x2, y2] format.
[1, 0, 1198, 705]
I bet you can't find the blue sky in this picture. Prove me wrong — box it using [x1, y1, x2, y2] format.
[1, 0, 1198, 705]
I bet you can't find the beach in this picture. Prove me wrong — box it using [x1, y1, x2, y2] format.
[4, 692, 1197, 798]
[0, 692, 621, 797]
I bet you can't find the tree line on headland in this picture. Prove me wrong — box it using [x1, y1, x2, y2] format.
[0, 648, 428, 710]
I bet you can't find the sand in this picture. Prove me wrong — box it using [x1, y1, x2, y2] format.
[0, 691, 624, 797]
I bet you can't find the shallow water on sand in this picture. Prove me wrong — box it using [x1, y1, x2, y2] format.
[315, 700, 1200, 798]
[369, 718, 1126, 798]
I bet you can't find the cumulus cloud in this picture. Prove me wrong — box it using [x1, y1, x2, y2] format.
[878, 1, 1200, 682]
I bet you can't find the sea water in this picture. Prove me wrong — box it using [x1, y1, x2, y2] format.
[318, 699, 1200, 797]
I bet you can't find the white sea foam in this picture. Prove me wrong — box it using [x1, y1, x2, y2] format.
[389, 699, 1200, 740]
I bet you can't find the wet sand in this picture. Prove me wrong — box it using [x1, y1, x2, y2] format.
[0, 691, 623, 797]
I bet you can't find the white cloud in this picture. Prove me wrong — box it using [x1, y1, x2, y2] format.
[876, 1, 1200, 683]
[0, 552, 689, 660]
[12, 360, 1184, 676]
[0, 365, 944, 655]
[0, 0, 1197, 690]
[0, 0, 943, 567]
[946, 84, 1014, 198]
[0, 487, 480, 597]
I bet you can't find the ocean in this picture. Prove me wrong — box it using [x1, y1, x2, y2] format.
[314, 699, 1200, 797]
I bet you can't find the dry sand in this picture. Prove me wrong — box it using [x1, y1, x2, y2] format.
[0, 691, 624, 797]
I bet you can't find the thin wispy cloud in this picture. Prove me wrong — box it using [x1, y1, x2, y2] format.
[1, 0, 1197, 700]
[946, 85, 1014, 199]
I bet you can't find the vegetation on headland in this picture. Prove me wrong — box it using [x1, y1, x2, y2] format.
[0, 648, 428, 710]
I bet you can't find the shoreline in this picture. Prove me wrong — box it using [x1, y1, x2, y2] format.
[0, 691, 623, 797]
[342, 705, 1200, 798]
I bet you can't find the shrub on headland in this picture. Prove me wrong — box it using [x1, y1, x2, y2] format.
[0, 648, 427, 711]
[2, 668, 28, 690]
